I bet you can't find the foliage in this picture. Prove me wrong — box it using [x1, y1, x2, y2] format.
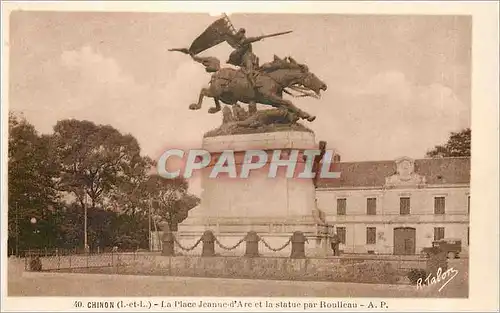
[54, 203, 150, 251]
[333, 261, 399, 284]
[110, 212, 150, 250]
[407, 268, 428, 285]
[51, 119, 150, 210]
[426, 128, 471, 158]
[116, 257, 400, 284]
[8, 113, 196, 254]
[146, 175, 200, 232]
[8, 113, 60, 252]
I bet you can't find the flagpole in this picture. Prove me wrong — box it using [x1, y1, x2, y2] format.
[222, 13, 236, 34]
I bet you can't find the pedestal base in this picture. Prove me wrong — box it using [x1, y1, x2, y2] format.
[177, 130, 332, 257]
[177, 216, 331, 257]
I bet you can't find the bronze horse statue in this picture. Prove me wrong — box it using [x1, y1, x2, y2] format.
[174, 52, 327, 122]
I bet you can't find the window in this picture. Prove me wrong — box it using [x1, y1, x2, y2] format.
[400, 197, 411, 215]
[367, 198, 377, 215]
[434, 197, 446, 214]
[337, 198, 346, 215]
[336, 227, 346, 244]
[366, 227, 376, 244]
[468, 196, 470, 215]
[434, 227, 445, 241]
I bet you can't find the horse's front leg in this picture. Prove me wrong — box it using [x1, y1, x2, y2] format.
[261, 93, 316, 122]
[208, 98, 221, 114]
[189, 87, 212, 111]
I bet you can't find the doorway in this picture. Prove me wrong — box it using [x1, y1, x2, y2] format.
[393, 227, 416, 255]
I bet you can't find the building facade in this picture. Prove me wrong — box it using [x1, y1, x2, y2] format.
[316, 156, 470, 255]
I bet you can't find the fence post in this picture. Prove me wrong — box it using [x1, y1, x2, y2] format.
[86, 250, 89, 268]
[290, 231, 307, 259]
[57, 249, 60, 270]
[69, 252, 72, 269]
[244, 231, 260, 257]
[201, 230, 216, 257]
[44, 247, 48, 258]
[27, 249, 32, 271]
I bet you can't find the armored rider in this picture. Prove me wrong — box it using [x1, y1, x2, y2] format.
[225, 28, 261, 90]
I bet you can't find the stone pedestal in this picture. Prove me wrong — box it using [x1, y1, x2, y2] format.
[177, 130, 331, 257]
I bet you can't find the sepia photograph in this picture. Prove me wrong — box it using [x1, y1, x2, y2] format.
[1, 1, 498, 312]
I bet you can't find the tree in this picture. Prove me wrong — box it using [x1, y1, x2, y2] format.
[9, 115, 200, 252]
[107, 162, 154, 251]
[145, 175, 200, 232]
[51, 119, 152, 249]
[56, 203, 84, 249]
[108, 155, 154, 217]
[426, 128, 471, 158]
[8, 113, 60, 252]
[110, 212, 150, 250]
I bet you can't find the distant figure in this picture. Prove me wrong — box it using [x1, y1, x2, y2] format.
[330, 233, 341, 256]
[112, 246, 118, 253]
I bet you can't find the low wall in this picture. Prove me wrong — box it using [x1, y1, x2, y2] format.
[26, 252, 430, 285]
[109, 255, 424, 284]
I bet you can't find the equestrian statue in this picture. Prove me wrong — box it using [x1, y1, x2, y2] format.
[169, 13, 327, 124]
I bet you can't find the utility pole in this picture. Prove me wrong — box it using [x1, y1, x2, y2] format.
[148, 200, 152, 251]
[15, 202, 19, 257]
[84, 193, 88, 253]
[84, 205, 88, 252]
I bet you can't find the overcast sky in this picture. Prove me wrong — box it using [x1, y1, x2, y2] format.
[9, 12, 471, 163]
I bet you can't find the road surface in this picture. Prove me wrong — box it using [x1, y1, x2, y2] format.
[7, 258, 467, 298]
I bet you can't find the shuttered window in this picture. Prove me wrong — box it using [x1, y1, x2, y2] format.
[337, 198, 346, 215]
[434, 227, 445, 241]
[400, 197, 410, 215]
[336, 227, 346, 244]
[434, 197, 445, 214]
[367, 198, 376, 215]
[366, 227, 376, 244]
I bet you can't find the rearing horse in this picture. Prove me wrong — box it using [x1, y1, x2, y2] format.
[186, 55, 327, 122]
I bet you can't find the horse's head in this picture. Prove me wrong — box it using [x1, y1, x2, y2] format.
[287, 57, 327, 97]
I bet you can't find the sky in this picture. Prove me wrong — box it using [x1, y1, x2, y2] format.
[9, 12, 471, 164]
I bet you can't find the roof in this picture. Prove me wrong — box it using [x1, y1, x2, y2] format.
[317, 157, 470, 188]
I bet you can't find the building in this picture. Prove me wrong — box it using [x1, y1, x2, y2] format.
[316, 156, 470, 256]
